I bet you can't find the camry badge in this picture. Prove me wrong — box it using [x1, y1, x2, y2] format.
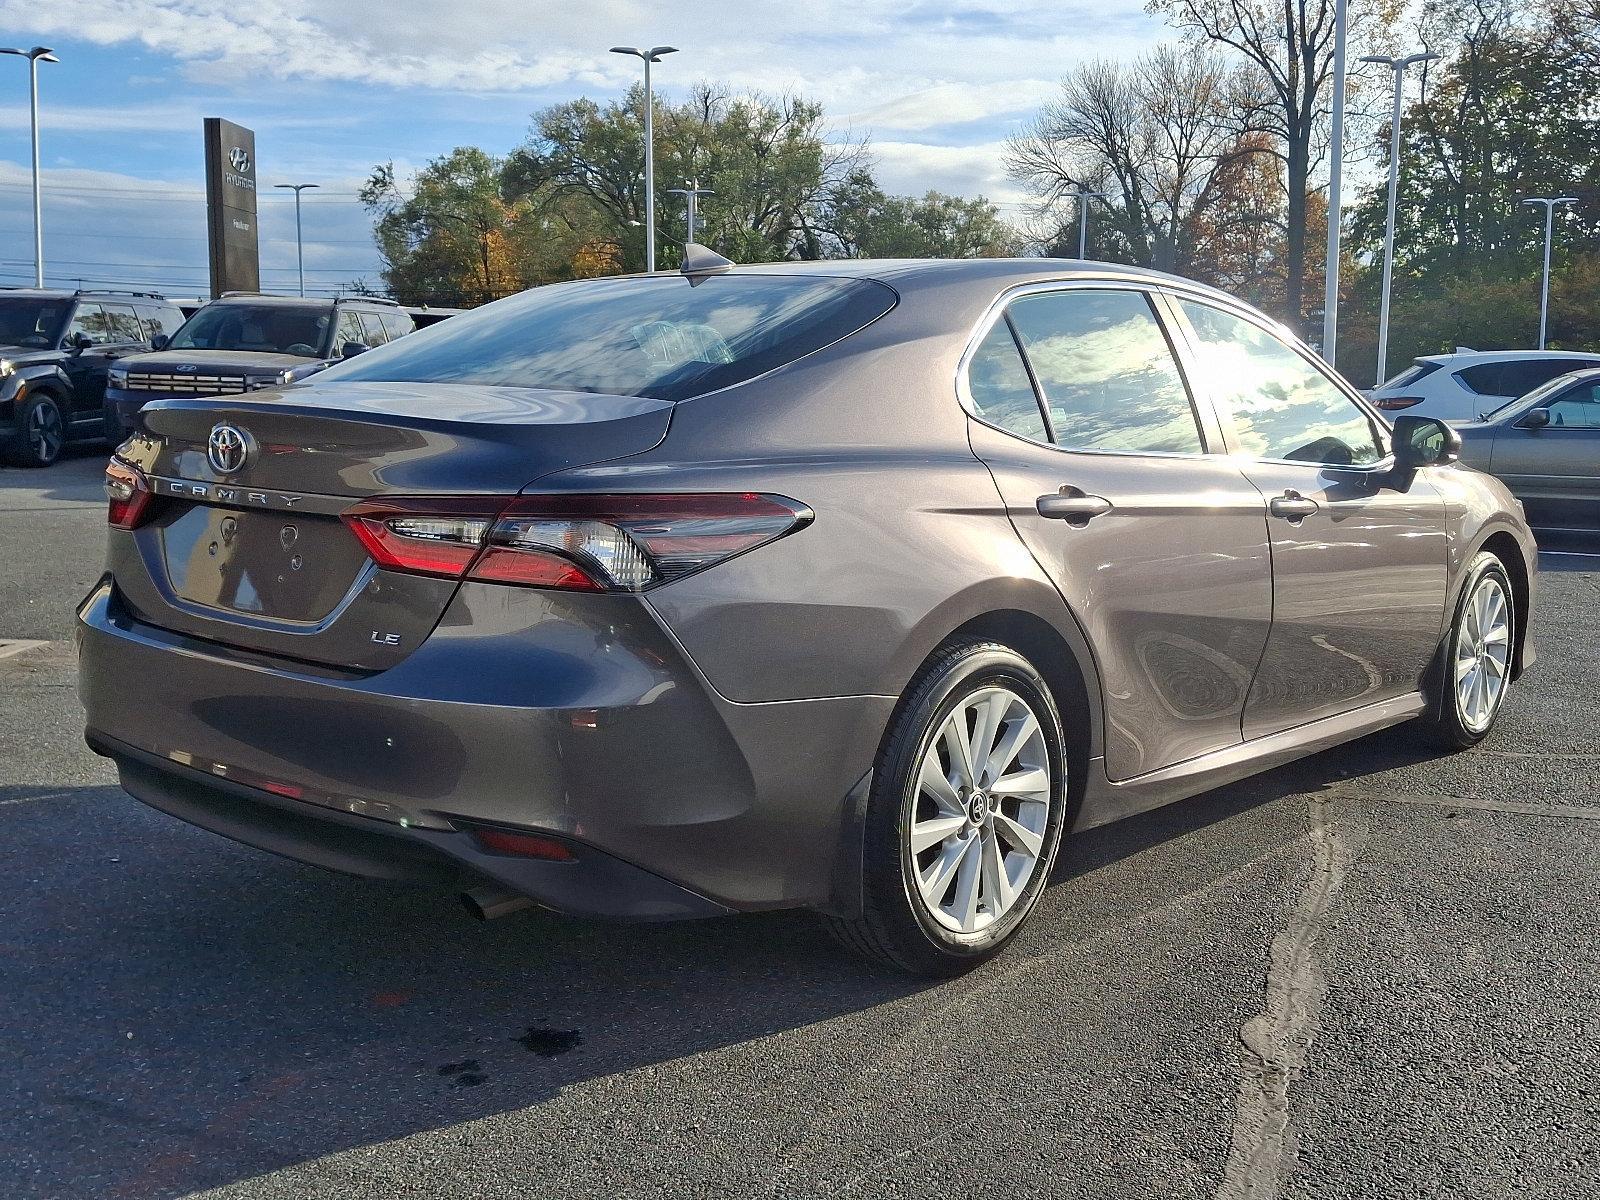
[207, 423, 251, 475]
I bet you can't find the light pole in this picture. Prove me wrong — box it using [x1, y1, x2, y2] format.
[1072, 182, 1111, 259]
[274, 183, 319, 297]
[1521, 197, 1578, 350]
[1, 46, 59, 288]
[1321, 0, 1349, 363]
[1362, 50, 1439, 387]
[610, 44, 678, 273]
[667, 178, 714, 244]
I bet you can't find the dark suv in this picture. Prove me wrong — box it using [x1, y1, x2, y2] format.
[0, 289, 185, 467]
[107, 294, 415, 437]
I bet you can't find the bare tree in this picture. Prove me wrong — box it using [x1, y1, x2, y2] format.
[1006, 46, 1269, 277]
[1149, 0, 1396, 326]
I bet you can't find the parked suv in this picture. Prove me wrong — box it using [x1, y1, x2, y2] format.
[106, 294, 415, 436]
[0, 288, 185, 467]
[1368, 349, 1600, 421]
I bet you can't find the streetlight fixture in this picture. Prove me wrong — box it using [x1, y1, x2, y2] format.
[1, 46, 59, 288]
[667, 178, 714, 244]
[274, 183, 320, 297]
[610, 44, 678, 273]
[1321, 0, 1350, 363]
[1521, 196, 1578, 350]
[1362, 50, 1440, 387]
[1070, 182, 1112, 259]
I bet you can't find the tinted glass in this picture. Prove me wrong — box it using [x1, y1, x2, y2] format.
[0, 297, 69, 347]
[1456, 363, 1505, 396]
[1006, 290, 1201, 455]
[323, 275, 899, 402]
[357, 312, 390, 346]
[1180, 301, 1381, 466]
[1501, 359, 1599, 397]
[169, 304, 334, 356]
[1381, 360, 1440, 389]
[102, 304, 144, 343]
[967, 319, 1047, 441]
[67, 304, 115, 345]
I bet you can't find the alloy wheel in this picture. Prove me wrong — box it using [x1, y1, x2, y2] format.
[908, 686, 1052, 934]
[1454, 574, 1511, 734]
[28, 400, 63, 464]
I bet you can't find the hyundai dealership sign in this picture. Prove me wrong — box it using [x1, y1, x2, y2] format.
[203, 117, 260, 297]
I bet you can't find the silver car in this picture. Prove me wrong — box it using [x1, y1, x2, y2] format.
[79, 257, 1537, 976]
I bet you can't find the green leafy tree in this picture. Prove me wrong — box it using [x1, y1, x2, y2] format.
[824, 171, 1020, 258]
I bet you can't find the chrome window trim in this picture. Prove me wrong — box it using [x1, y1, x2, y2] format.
[954, 277, 1218, 463]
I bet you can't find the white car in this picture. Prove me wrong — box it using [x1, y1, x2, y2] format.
[1367, 349, 1600, 422]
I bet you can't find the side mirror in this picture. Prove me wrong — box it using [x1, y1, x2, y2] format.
[1392, 414, 1460, 470]
[68, 331, 93, 353]
[150, 334, 169, 351]
[1519, 407, 1551, 430]
[340, 341, 370, 359]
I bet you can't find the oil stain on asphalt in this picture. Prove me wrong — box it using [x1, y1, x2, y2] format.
[517, 1027, 583, 1057]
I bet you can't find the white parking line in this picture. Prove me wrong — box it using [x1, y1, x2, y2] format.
[0, 639, 48, 661]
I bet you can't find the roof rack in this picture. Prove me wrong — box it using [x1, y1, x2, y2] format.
[341, 295, 399, 306]
[75, 288, 167, 300]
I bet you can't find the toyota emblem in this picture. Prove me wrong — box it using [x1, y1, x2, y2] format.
[207, 423, 251, 474]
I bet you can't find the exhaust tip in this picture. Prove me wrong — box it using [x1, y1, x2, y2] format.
[460, 885, 536, 922]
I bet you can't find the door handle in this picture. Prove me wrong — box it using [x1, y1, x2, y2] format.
[1037, 491, 1113, 523]
[1268, 490, 1320, 521]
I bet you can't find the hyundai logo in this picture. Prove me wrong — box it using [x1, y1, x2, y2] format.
[229, 146, 251, 174]
[207, 423, 252, 475]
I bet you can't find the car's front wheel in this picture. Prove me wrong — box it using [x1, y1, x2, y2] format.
[1426, 551, 1516, 750]
[4, 392, 66, 467]
[826, 640, 1069, 976]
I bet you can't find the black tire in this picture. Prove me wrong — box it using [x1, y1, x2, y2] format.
[825, 640, 1069, 977]
[3, 391, 66, 467]
[1423, 551, 1515, 751]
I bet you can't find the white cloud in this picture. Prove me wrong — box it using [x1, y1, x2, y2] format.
[843, 79, 1057, 132]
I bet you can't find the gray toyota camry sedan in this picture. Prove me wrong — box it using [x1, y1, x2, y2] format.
[78, 255, 1537, 976]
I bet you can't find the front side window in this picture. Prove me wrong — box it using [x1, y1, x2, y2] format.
[0, 297, 69, 348]
[323, 274, 898, 402]
[168, 304, 333, 357]
[1005, 289, 1202, 455]
[1179, 300, 1382, 466]
[335, 309, 366, 351]
[1544, 382, 1600, 429]
[66, 304, 115, 345]
[967, 319, 1048, 441]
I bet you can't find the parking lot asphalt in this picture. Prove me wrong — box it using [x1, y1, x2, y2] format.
[1, 451, 1597, 1200]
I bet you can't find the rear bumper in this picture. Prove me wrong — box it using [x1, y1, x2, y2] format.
[77, 578, 890, 915]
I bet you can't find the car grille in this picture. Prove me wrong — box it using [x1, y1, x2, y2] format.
[123, 372, 256, 395]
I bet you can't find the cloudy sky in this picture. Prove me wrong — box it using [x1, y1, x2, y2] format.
[0, 0, 1170, 298]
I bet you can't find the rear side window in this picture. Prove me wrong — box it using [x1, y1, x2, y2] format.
[1456, 363, 1505, 395]
[139, 305, 182, 338]
[357, 311, 390, 346]
[1005, 289, 1202, 455]
[967, 319, 1048, 441]
[102, 304, 144, 343]
[322, 275, 898, 402]
[381, 311, 414, 341]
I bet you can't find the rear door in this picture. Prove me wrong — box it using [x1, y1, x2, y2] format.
[1492, 379, 1600, 531]
[1168, 298, 1448, 738]
[964, 284, 1273, 781]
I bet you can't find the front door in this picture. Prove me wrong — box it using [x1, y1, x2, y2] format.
[963, 286, 1273, 781]
[1169, 298, 1449, 739]
[1492, 380, 1600, 532]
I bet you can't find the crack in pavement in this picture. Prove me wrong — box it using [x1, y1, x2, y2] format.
[1214, 796, 1366, 1200]
[1369, 792, 1600, 822]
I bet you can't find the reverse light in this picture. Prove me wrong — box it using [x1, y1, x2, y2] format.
[342, 492, 811, 593]
[105, 459, 154, 529]
[1373, 396, 1424, 411]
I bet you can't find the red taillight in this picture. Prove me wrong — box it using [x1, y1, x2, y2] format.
[341, 493, 810, 593]
[105, 459, 154, 529]
[471, 827, 576, 861]
[1374, 396, 1424, 411]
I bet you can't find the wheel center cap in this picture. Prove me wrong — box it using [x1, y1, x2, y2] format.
[967, 791, 990, 826]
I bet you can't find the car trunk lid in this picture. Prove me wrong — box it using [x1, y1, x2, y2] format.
[109, 381, 673, 670]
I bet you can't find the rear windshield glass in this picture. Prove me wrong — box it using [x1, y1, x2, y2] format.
[1380, 360, 1440, 390]
[319, 274, 898, 401]
[169, 304, 334, 357]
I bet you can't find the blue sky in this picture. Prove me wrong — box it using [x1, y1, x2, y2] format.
[0, 1, 1168, 299]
